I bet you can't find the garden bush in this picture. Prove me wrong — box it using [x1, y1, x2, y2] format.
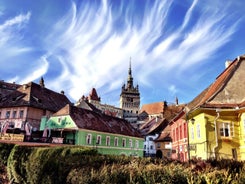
[1, 142, 245, 184]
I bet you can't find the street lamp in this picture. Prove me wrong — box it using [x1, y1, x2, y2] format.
[191, 118, 195, 125]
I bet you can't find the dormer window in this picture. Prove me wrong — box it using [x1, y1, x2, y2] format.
[12, 95, 23, 102]
[32, 96, 42, 103]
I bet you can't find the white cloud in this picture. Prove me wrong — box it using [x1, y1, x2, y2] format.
[41, 0, 240, 102]
[19, 55, 49, 84]
[168, 85, 177, 95]
[2, 0, 241, 104]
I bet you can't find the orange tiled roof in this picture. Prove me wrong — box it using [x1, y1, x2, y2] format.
[53, 104, 142, 138]
[140, 102, 164, 115]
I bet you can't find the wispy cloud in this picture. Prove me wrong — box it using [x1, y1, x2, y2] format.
[1, 0, 243, 105]
[0, 12, 32, 66]
[18, 55, 49, 84]
[45, 0, 240, 103]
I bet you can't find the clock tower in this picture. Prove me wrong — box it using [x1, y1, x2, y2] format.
[120, 60, 140, 121]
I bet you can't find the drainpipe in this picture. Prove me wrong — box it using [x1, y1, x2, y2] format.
[213, 109, 220, 158]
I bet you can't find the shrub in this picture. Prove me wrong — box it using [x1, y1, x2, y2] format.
[0, 143, 15, 165]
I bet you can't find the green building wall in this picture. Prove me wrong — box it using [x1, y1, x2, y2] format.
[74, 129, 144, 157]
[41, 115, 144, 157]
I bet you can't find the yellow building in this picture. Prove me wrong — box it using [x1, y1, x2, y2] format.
[187, 55, 245, 160]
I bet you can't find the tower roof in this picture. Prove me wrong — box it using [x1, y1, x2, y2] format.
[88, 88, 100, 101]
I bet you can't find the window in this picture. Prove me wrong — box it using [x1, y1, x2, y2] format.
[176, 127, 179, 140]
[106, 136, 110, 146]
[220, 122, 234, 137]
[96, 135, 101, 145]
[86, 134, 92, 144]
[191, 127, 194, 140]
[172, 129, 175, 142]
[5, 111, 10, 119]
[184, 123, 187, 138]
[135, 140, 139, 148]
[129, 139, 133, 148]
[150, 145, 153, 150]
[157, 143, 160, 148]
[114, 137, 118, 146]
[12, 111, 17, 118]
[196, 124, 201, 139]
[122, 138, 126, 147]
[180, 125, 183, 139]
[19, 110, 24, 118]
[243, 119, 245, 139]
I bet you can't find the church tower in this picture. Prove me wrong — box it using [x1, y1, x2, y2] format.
[120, 60, 140, 118]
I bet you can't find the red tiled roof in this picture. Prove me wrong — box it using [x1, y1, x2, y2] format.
[0, 80, 20, 98]
[89, 88, 100, 101]
[0, 82, 71, 112]
[54, 104, 142, 138]
[139, 117, 168, 135]
[189, 55, 245, 109]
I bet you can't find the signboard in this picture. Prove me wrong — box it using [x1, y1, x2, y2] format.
[189, 144, 196, 151]
[0, 133, 24, 142]
[14, 120, 23, 129]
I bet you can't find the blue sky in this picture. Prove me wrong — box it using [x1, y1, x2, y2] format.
[0, 0, 244, 107]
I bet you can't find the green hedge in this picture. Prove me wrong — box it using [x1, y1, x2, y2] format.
[1, 143, 245, 184]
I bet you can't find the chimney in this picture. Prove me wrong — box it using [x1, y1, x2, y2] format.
[60, 90, 64, 95]
[175, 96, 179, 106]
[225, 60, 232, 68]
[23, 84, 28, 90]
[39, 77, 45, 88]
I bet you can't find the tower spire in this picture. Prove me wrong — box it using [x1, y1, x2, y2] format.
[127, 57, 133, 89]
[128, 57, 132, 76]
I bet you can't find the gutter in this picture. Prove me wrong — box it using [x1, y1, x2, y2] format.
[213, 109, 220, 158]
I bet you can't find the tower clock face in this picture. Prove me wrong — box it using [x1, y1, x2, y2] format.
[127, 97, 132, 102]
